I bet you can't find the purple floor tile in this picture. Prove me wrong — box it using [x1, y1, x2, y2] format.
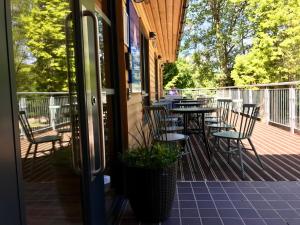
[224, 187, 241, 194]
[285, 218, 300, 225]
[208, 187, 225, 194]
[172, 201, 179, 209]
[257, 209, 281, 219]
[178, 187, 193, 194]
[235, 182, 252, 187]
[237, 209, 260, 218]
[198, 208, 218, 218]
[279, 194, 300, 201]
[201, 217, 223, 225]
[193, 187, 209, 194]
[180, 208, 199, 218]
[206, 182, 221, 188]
[179, 194, 195, 201]
[269, 201, 292, 210]
[214, 200, 234, 209]
[255, 188, 273, 194]
[232, 200, 253, 209]
[243, 218, 266, 225]
[275, 209, 300, 219]
[251, 182, 268, 188]
[262, 194, 281, 201]
[197, 201, 215, 209]
[195, 194, 212, 201]
[221, 182, 237, 188]
[288, 201, 300, 208]
[222, 218, 244, 225]
[245, 194, 264, 201]
[211, 194, 229, 201]
[250, 201, 272, 209]
[177, 182, 191, 188]
[181, 217, 201, 225]
[170, 208, 180, 218]
[263, 218, 287, 225]
[191, 182, 206, 187]
[218, 208, 239, 218]
[162, 217, 181, 225]
[239, 187, 257, 194]
[180, 201, 197, 209]
[228, 194, 247, 201]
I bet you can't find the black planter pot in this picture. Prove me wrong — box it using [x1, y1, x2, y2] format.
[125, 162, 177, 222]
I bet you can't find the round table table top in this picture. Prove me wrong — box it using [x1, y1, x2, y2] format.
[174, 102, 206, 107]
[170, 107, 217, 113]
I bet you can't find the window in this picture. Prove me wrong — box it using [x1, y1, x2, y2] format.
[140, 32, 150, 105]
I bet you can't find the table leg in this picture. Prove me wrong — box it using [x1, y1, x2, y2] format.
[201, 113, 211, 160]
[184, 113, 188, 135]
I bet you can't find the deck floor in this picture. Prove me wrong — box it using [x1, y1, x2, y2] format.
[179, 122, 300, 181]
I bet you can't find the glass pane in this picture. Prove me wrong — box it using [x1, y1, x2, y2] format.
[10, 0, 83, 224]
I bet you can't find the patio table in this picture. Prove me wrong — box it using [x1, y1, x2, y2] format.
[174, 101, 206, 108]
[170, 107, 217, 159]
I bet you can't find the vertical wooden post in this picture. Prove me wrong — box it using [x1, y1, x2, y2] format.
[289, 87, 296, 134]
[264, 89, 270, 124]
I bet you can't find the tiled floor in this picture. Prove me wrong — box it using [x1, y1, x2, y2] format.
[117, 181, 300, 225]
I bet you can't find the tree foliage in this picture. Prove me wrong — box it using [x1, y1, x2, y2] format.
[12, 0, 70, 92]
[181, 0, 251, 86]
[231, 0, 300, 85]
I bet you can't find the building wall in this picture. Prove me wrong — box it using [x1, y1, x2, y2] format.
[115, 0, 165, 149]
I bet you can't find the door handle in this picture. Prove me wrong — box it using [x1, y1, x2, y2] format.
[83, 10, 106, 179]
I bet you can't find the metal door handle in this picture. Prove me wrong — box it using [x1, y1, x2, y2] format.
[83, 10, 106, 178]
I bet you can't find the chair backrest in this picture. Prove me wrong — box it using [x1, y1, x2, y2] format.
[19, 111, 35, 143]
[238, 104, 260, 138]
[144, 106, 169, 141]
[216, 99, 232, 122]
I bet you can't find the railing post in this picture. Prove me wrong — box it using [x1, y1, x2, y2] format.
[228, 89, 232, 99]
[49, 96, 56, 130]
[19, 97, 27, 136]
[289, 87, 296, 134]
[237, 88, 241, 100]
[249, 89, 253, 103]
[264, 89, 270, 124]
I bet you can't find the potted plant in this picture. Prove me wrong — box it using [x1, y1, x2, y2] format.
[121, 123, 180, 222]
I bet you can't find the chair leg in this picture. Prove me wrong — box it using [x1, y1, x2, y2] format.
[25, 143, 32, 159]
[248, 138, 264, 169]
[237, 140, 245, 179]
[209, 137, 218, 167]
[227, 138, 231, 164]
[33, 144, 38, 159]
[52, 141, 56, 154]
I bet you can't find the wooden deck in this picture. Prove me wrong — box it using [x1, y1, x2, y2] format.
[179, 121, 300, 181]
[19, 122, 300, 182]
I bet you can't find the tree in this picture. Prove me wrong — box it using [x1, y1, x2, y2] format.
[231, 0, 300, 85]
[18, 0, 70, 92]
[163, 59, 196, 89]
[181, 0, 251, 86]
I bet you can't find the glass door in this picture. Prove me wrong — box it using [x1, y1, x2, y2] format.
[8, 0, 108, 224]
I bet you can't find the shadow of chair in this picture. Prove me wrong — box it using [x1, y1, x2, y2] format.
[19, 111, 62, 159]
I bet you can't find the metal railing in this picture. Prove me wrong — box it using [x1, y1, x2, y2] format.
[164, 81, 300, 133]
[17, 92, 70, 133]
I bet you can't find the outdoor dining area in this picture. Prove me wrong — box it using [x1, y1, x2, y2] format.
[148, 95, 263, 180]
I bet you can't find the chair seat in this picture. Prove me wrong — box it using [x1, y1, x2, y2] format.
[162, 126, 184, 132]
[34, 135, 61, 144]
[212, 131, 246, 140]
[207, 122, 234, 129]
[205, 118, 219, 123]
[155, 133, 188, 142]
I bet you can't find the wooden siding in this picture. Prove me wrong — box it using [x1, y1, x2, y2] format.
[115, 0, 185, 148]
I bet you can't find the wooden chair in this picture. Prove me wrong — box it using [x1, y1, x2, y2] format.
[210, 104, 263, 179]
[19, 111, 62, 159]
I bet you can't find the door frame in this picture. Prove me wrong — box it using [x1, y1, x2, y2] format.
[0, 0, 25, 224]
